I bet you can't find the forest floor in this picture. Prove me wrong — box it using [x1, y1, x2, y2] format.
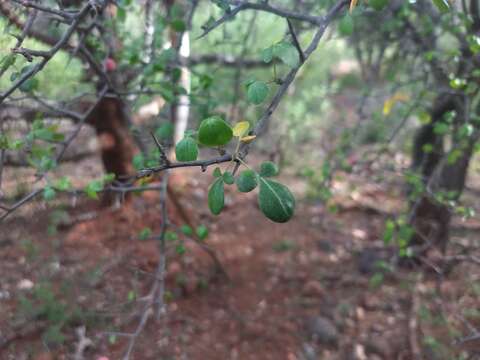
[0, 156, 479, 360]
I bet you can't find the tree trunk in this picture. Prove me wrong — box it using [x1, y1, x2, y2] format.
[409, 95, 475, 253]
[86, 96, 137, 204]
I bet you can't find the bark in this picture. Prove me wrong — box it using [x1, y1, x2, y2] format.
[409, 95, 475, 253]
[86, 96, 137, 204]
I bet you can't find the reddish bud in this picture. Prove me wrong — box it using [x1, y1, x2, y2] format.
[104, 58, 117, 72]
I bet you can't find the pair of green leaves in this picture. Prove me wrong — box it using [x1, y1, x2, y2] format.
[262, 41, 299, 68]
[175, 116, 234, 162]
[43, 177, 73, 201]
[208, 162, 295, 223]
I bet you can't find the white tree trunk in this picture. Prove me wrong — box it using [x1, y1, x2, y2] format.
[174, 32, 191, 145]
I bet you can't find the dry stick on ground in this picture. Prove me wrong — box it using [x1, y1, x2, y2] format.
[408, 278, 422, 358]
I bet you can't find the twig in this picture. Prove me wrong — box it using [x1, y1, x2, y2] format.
[408, 279, 422, 358]
[197, 1, 322, 39]
[150, 131, 170, 166]
[73, 326, 93, 360]
[11, 0, 76, 20]
[286, 18, 305, 63]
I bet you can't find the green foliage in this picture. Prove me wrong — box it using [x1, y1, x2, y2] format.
[338, 14, 354, 36]
[208, 177, 225, 215]
[432, 0, 450, 13]
[213, 167, 222, 177]
[17, 284, 73, 345]
[222, 171, 235, 185]
[258, 177, 295, 223]
[369, 0, 389, 11]
[247, 80, 269, 105]
[236, 170, 258, 192]
[84, 174, 115, 199]
[181, 224, 193, 236]
[139, 227, 152, 240]
[263, 41, 299, 68]
[175, 136, 199, 161]
[155, 123, 174, 141]
[43, 186, 56, 201]
[196, 225, 209, 240]
[259, 161, 279, 177]
[198, 116, 233, 147]
[272, 239, 295, 252]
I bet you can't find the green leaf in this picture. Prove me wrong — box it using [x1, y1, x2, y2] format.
[212, 0, 231, 12]
[84, 180, 103, 199]
[176, 243, 186, 255]
[43, 186, 56, 201]
[196, 225, 209, 240]
[166, 231, 178, 241]
[208, 178, 225, 215]
[432, 0, 450, 13]
[223, 171, 234, 185]
[139, 227, 152, 240]
[236, 170, 258, 193]
[181, 225, 193, 236]
[338, 14, 354, 36]
[19, 78, 39, 93]
[213, 167, 222, 177]
[369, 0, 388, 11]
[258, 178, 295, 223]
[55, 177, 72, 191]
[175, 137, 198, 161]
[261, 47, 273, 63]
[171, 19, 186, 32]
[247, 81, 269, 105]
[272, 41, 299, 68]
[198, 116, 233, 147]
[0, 54, 16, 74]
[155, 123, 174, 141]
[259, 161, 279, 177]
[127, 290, 136, 302]
[103, 173, 116, 183]
[383, 220, 395, 245]
[117, 6, 126, 22]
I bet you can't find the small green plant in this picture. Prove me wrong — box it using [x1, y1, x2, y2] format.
[18, 284, 68, 345]
[272, 239, 296, 252]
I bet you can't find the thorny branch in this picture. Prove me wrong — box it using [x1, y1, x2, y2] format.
[0, 1, 98, 103]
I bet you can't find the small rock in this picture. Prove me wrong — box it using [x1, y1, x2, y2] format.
[302, 280, 325, 297]
[168, 261, 182, 275]
[306, 316, 338, 345]
[17, 279, 34, 290]
[300, 343, 317, 360]
[0, 290, 10, 300]
[316, 240, 333, 253]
